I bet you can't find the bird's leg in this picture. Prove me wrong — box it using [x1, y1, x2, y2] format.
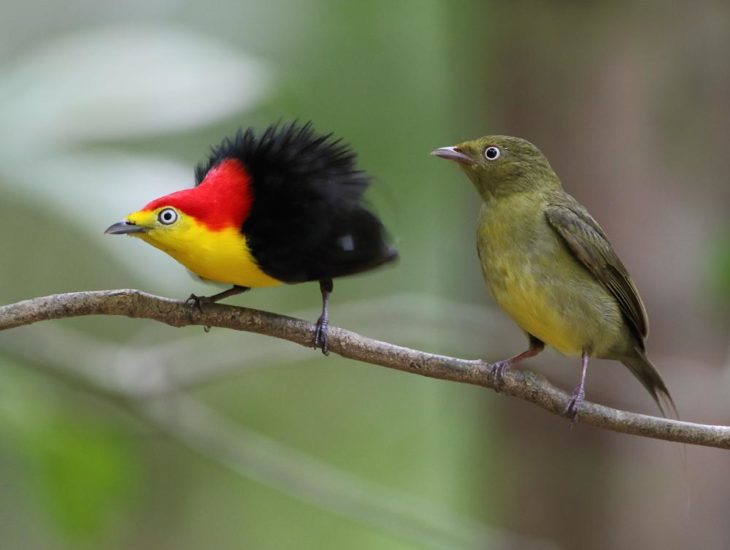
[313, 279, 333, 355]
[566, 352, 590, 423]
[186, 285, 250, 312]
[488, 335, 544, 391]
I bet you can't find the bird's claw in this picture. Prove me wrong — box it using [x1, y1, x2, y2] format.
[185, 293, 210, 313]
[488, 360, 511, 392]
[185, 294, 213, 333]
[313, 318, 329, 355]
[565, 389, 585, 424]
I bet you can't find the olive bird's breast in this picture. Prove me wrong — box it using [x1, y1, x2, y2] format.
[476, 196, 625, 357]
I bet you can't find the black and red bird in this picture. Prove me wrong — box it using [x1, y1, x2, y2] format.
[105, 122, 398, 352]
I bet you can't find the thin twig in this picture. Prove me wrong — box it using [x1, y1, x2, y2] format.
[1, 289, 729, 450]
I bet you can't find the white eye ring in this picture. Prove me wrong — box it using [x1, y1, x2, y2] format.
[157, 208, 178, 225]
[484, 146, 501, 161]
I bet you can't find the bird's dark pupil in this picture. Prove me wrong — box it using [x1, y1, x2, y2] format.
[487, 148, 498, 159]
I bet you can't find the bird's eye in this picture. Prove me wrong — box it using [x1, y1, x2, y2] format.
[157, 208, 178, 225]
[484, 146, 501, 161]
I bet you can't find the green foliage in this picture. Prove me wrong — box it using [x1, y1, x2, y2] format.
[0, 363, 137, 543]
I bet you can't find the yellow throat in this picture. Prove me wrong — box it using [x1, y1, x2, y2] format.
[127, 209, 281, 288]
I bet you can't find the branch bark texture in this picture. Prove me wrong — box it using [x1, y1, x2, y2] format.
[1, 289, 728, 450]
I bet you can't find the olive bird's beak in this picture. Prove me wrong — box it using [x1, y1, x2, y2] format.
[104, 220, 147, 235]
[430, 146, 475, 165]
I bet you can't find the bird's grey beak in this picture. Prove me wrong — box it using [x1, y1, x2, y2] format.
[430, 146, 475, 165]
[104, 220, 147, 235]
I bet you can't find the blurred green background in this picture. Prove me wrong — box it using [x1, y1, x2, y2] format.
[1, 1, 729, 549]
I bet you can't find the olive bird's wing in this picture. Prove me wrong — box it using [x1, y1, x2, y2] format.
[545, 196, 648, 343]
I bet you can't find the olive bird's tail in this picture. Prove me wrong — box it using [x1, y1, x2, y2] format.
[622, 348, 678, 419]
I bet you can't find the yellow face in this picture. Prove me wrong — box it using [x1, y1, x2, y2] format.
[124, 207, 281, 288]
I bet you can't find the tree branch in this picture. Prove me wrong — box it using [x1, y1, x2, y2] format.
[1, 289, 728, 450]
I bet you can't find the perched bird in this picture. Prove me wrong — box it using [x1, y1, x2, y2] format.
[432, 135, 675, 419]
[105, 122, 397, 353]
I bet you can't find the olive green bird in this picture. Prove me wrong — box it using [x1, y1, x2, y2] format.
[432, 136, 676, 419]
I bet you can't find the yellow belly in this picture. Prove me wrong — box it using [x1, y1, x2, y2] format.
[490, 268, 584, 356]
[477, 198, 592, 357]
[138, 221, 281, 288]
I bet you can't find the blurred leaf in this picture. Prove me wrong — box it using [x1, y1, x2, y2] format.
[0, 362, 138, 542]
[0, 24, 270, 147]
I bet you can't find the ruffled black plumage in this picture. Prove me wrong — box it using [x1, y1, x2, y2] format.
[195, 121, 397, 283]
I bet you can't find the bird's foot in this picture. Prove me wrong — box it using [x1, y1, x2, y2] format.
[488, 360, 512, 392]
[313, 317, 329, 356]
[185, 294, 214, 332]
[565, 388, 585, 424]
[186, 286, 250, 312]
[185, 293, 211, 313]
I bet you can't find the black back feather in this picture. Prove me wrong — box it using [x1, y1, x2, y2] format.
[195, 121, 397, 282]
